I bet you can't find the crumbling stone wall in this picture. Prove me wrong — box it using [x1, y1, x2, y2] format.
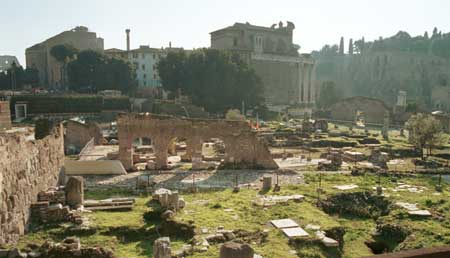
[0, 101, 12, 131]
[0, 125, 65, 245]
[117, 113, 278, 170]
[330, 96, 391, 124]
[65, 120, 102, 153]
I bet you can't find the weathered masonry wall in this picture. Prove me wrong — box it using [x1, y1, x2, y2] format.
[65, 120, 102, 153]
[0, 125, 65, 245]
[0, 101, 12, 131]
[117, 113, 278, 170]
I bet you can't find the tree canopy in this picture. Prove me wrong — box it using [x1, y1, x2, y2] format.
[316, 81, 341, 109]
[0, 65, 39, 90]
[157, 48, 264, 113]
[67, 50, 136, 94]
[405, 113, 447, 158]
[317, 28, 450, 59]
[50, 44, 78, 63]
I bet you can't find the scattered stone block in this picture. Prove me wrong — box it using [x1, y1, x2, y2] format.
[161, 210, 175, 220]
[220, 242, 254, 258]
[262, 176, 272, 191]
[153, 237, 171, 258]
[305, 224, 321, 231]
[65, 176, 84, 208]
[206, 234, 226, 244]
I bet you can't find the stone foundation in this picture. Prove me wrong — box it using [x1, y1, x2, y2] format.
[0, 125, 65, 245]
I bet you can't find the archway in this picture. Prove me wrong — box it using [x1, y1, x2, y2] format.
[132, 137, 154, 170]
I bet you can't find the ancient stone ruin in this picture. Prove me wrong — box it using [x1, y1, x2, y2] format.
[117, 113, 278, 170]
[0, 125, 65, 245]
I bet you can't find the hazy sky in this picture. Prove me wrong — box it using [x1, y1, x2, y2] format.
[2, 0, 449, 65]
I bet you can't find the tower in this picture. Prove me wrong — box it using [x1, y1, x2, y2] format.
[126, 29, 131, 51]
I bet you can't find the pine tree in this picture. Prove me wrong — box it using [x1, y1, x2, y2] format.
[348, 38, 354, 54]
[432, 27, 438, 38]
[339, 37, 345, 54]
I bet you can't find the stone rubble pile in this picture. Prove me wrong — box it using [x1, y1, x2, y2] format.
[30, 177, 85, 224]
[152, 188, 186, 211]
[30, 186, 81, 224]
[0, 237, 116, 258]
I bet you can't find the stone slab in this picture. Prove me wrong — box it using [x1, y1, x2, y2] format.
[64, 160, 126, 175]
[395, 202, 418, 211]
[270, 219, 298, 229]
[408, 210, 432, 217]
[333, 184, 358, 190]
[281, 227, 309, 238]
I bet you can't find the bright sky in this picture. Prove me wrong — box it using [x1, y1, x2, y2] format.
[2, 0, 449, 65]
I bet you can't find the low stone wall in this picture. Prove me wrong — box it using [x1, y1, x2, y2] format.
[0, 125, 65, 245]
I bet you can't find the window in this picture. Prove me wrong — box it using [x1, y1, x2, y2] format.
[153, 64, 156, 70]
[143, 74, 147, 79]
[133, 53, 138, 58]
[153, 54, 156, 59]
[233, 37, 238, 46]
[153, 74, 157, 79]
[142, 64, 146, 70]
[141, 53, 145, 59]
[144, 81, 146, 86]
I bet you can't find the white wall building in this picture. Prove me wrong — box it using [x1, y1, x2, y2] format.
[127, 46, 165, 88]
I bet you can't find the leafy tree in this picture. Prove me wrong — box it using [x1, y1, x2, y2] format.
[67, 50, 136, 94]
[316, 81, 341, 109]
[50, 44, 79, 89]
[225, 109, 245, 120]
[319, 44, 339, 56]
[157, 48, 264, 113]
[354, 37, 365, 54]
[50, 44, 78, 62]
[0, 65, 39, 90]
[432, 27, 439, 38]
[405, 113, 447, 159]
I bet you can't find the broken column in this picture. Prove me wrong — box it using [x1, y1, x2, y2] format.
[65, 176, 84, 208]
[381, 111, 390, 141]
[153, 237, 171, 258]
[168, 191, 179, 211]
[220, 242, 254, 258]
[262, 175, 272, 191]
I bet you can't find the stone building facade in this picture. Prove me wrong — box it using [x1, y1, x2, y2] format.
[0, 125, 65, 244]
[25, 26, 104, 88]
[210, 21, 316, 112]
[0, 55, 21, 73]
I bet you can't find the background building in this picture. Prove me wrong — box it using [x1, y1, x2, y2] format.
[0, 55, 21, 73]
[25, 26, 104, 88]
[210, 21, 316, 112]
